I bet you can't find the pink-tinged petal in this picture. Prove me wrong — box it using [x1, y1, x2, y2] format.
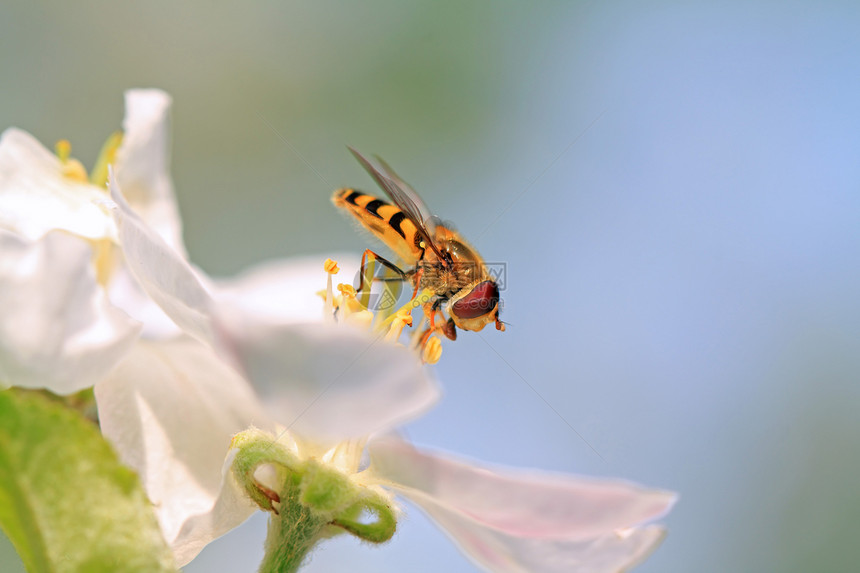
[115, 89, 186, 253]
[168, 449, 259, 567]
[95, 337, 273, 564]
[0, 229, 140, 393]
[367, 436, 676, 540]
[215, 254, 359, 323]
[214, 307, 440, 444]
[108, 171, 215, 344]
[0, 128, 113, 240]
[417, 503, 666, 573]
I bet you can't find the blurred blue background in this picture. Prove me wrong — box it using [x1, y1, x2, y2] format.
[2, 1, 860, 571]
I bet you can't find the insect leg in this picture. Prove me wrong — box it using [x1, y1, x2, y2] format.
[357, 249, 413, 313]
[415, 302, 457, 349]
[422, 302, 437, 331]
[357, 249, 408, 292]
[409, 266, 424, 301]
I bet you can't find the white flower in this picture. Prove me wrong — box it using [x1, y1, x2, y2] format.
[0, 89, 181, 392]
[0, 229, 139, 392]
[0, 83, 677, 571]
[99, 172, 676, 572]
[107, 171, 439, 440]
[0, 87, 440, 567]
[0, 89, 182, 248]
[96, 171, 440, 564]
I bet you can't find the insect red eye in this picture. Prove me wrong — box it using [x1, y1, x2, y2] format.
[451, 281, 499, 319]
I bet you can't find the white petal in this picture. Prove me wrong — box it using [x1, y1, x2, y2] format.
[169, 449, 259, 567]
[214, 307, 440, 444]
[94, 338, 273, 564]
[0, 229, 140, 393]
[108, 172, 215, 344]
[415, 505, 666, 573]
[0, 128, 113, 240]
[108, 170, 437, 443]
[367, 437, 675, 572]
[368, 436, 675, 539]
[107, 263, 184, 339]
[115, 89, 186, 253]
[215, 254, 359, 323]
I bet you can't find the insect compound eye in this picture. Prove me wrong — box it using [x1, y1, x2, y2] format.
[451, 280, 500, 319]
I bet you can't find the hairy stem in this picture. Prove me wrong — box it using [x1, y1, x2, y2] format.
[258, 487, 330, 573]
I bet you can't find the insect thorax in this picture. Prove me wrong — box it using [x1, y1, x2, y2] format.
[418, 238, 485, 296]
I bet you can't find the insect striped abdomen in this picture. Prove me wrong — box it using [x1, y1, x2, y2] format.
[332, 189, 422, 263]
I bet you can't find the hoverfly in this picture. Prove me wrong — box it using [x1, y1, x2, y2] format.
[332, 147, 504, 345]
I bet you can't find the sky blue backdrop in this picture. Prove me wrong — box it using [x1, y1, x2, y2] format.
[2, 1, 859, 571]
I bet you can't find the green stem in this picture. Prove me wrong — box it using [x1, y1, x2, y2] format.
[258, 487, 330, 573]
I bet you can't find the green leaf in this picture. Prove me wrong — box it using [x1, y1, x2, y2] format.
[0, 389, 177, 573]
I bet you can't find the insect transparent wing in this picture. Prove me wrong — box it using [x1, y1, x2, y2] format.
[372, 154, 438, 236]
[348, 147, 448, 263]
[372, 157, 459, 236]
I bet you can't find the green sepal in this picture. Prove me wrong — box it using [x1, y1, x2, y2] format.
[230, 428, 302, 512]
[0, 389, 177, 573]
[331, 495, 397, 543]
[299, 462, 358, 519]
[229, 430, 399, 573]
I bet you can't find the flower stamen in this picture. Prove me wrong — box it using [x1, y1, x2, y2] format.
[54, 139, 89, 182]
[320, 259, 445, 362]
[422, 335, 443, 365]
[384, 309, 413, 343]
[89, 131, 123, 188]
[324, 258, 339, 321]
[337, 282, 373, 328]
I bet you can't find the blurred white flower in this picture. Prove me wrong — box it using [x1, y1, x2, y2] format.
[0, 229, 139, 392]
[0, 90, 183, 248]
[0, 86, 440, 566]
[101, 172, 676, 572]
[99, 171, 441, 563]
[0, 89, 182, 392]
[0, 86, 675, 571]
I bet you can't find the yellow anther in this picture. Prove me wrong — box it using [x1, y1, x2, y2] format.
[339, 295, 365, 316]
[324, 258, 340, 274]
[422, 336, 443, 365]
[397, 309, 412, 326]
[385, 309, 414, 343]
[61, 159, 89, 182]
[54, 139, 89, 182]
[55, 139, 72, 162]
[317, 256, 443, 363]
[335, 282, 364, 319]
[337, 283, 356, 298]
[324, 260, 337, 321]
